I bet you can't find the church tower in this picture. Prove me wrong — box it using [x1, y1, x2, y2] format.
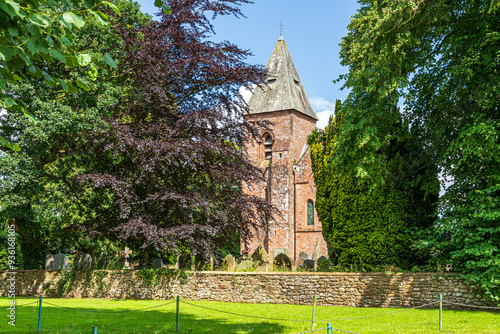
[242, 35, 328, 265]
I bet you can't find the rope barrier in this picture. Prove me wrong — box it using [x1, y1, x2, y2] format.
[42, 300, 176, 313]
[442, 301, 500, 310]
[293, 326, 330, 334]
[180, 300, 311, 322]
[315, 300, 440, 322]
[293, 326, 361, 334]
[182, 300, 360, 334]
[180, 300, 440, 324]
[0, 301, 38, 309]
[3, 295, 497, 334]
[330, 329, 361, 334]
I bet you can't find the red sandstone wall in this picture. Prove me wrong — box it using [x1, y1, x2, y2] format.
[242, 111, 293, 257]
[242, 110, 328, 263]
[290, 112, 328, 259]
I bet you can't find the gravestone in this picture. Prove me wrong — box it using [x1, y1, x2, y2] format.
[139, 251, 150, 269]
[236, 253, 253, 271]
[123, 247, 132, 269]
[53, 253, 70, 270]
[45, 254, 54, 270]
[312, 238, 321, 271]
[251, 245, 269, 272]
[298, 252, 311, 266]
[273, 253, 292, 271]
[153, 258, 163, 269]
[177, 253, 192, 270]
[194, 254, 214, 270]
[273, 248, 288, 259]
[303, 259, 315, 271]
[223, 254, 235, 271]
[95, 254, 110, 269]
[312, 238, 321, 260]
[317, 256, 330, 272]
[74, 253, 92, 270]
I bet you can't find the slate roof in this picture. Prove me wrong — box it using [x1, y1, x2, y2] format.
[247, 35, 318, 121]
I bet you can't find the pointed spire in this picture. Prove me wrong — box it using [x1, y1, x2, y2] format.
[247, 36, 318, 120]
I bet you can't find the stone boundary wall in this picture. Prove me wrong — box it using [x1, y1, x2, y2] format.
[0, 270, 496, 309]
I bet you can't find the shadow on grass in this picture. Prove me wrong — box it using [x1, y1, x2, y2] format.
[0, 303, 291, 334]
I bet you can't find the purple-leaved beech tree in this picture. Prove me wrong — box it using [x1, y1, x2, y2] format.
[75, 0, 275, 261]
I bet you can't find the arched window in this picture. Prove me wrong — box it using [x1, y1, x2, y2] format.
[264, 134, 273, 159]
[307, 200, 314, 226]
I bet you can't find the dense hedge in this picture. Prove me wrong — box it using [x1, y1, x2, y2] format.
[309, 101, 438, 271]
[317, 175, 435, 270]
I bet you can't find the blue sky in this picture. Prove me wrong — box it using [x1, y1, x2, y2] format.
[135, 0, 361, 128]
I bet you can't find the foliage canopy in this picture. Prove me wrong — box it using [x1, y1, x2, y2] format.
[0, 0, 125, 130]
[1, 0, 272, 267]
[66, 0, 274, 260]
[337, 0, 499, 300]
[0, 0, 151, 269]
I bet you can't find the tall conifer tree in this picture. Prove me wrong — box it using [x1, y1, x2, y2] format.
[309, 101, 438, 270]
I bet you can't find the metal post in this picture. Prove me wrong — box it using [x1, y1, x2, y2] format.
[37, 295, 42, 333]
[439, 293, 442, 331]
[176, 296, 180, 333]
[311, 295, 317, 331]
[92, 326, 98, 334]
[327, 323, 332, 334]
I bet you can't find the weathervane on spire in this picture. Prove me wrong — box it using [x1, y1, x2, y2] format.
[280, 19, 283, 36]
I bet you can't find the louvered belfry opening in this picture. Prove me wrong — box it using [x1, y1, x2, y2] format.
[264, 134, 273, 160]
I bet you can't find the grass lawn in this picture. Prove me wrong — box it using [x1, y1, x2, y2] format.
[0, 297, 498, 334]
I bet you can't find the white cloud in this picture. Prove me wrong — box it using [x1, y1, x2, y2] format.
[310, 96, 336, 129]
[239, 85, 254, 104]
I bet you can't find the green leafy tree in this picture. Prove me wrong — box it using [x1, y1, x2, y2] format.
[0, 0, 151, 268]
[0, 0, 123, 123]
[338, 0, 499, 300]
